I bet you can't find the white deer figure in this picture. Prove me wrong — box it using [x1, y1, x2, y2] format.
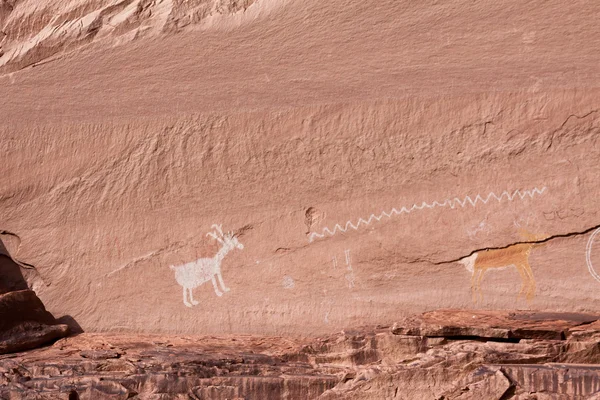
[170, 224, 244, 307]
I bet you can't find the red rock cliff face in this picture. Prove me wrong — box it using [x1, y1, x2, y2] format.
[0, 0, 599, 335]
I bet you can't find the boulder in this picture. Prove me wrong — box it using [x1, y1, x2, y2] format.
[0, 290, 69, 354]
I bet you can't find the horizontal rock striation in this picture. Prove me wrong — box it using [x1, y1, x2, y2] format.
[2, 310, 600, 399]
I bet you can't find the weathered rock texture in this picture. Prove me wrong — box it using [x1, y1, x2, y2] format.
[0, 237, 70, 355]
[1, 0, 600, 336]
[0, 0, 257, 73]
[2, 310, 600, 399]
[0, 290, 69, 355]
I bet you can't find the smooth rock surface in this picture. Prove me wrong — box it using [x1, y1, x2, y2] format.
[1, 0, 600, 336]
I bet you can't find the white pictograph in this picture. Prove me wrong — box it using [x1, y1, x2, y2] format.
[308, 187, 547, 242]
[344, 249, 355, 288]
[586, 228, 600, 283]
[467, 219, 491, 240]
[324, 300, 333, 323]
[282, 275, 295, 289]
[170, 224, 244, 307]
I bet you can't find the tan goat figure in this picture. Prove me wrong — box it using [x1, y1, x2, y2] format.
[459, 229, 548, 302]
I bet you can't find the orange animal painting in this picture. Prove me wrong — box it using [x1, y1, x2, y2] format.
[459, 229, 548, 302]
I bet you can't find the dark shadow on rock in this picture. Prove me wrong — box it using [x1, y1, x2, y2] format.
[0, 236, 80, 353]
[57, 315, 84, 334]
[0, 290, 70, 354]
[0, 241, 28, 295]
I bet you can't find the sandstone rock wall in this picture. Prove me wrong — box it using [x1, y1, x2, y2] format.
[1, 0, 599, 335]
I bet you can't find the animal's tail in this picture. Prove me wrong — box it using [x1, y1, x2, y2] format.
[458, 253, 478, 274]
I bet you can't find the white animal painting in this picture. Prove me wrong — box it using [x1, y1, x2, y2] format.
[170, 224, 244, 307]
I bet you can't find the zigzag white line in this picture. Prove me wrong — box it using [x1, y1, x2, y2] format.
[308, 186, 548, 242]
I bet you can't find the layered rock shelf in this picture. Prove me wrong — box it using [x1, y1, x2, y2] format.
[2, 310, 600, 399]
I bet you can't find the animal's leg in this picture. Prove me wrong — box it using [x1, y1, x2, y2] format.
[521, 261, 536, 301]
[475, 269, 486, 302]
[471, 269, 485, 303]
[514, 264, 529, 300]
[189, 288, 199, 306]
[470, 270, 479, 303]
[183, 286, 192, 307]
[217, 272, 230, 292]
[211, 276, 223, 297]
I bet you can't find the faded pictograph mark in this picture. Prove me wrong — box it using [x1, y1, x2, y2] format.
[170, 224, 244, 308]
[332, 255, 338, 269]
[323, 300, 333, 324]
[586, 228, 600, 283]
[459, 229, 548, 302]
[282, 275, 295, 289]
[308, 186, 547, 242]
[344, 249, 355, 289]
[543, 208, 585, 220]
[305, 207, 325, 233]
[467, 219, 491, 240]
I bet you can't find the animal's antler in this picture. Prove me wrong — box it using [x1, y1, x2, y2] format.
[206, 231, 224, 243]
[211, 224, 224, 236]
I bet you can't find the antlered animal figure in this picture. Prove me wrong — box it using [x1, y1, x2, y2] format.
[170, 224, 244, 307]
